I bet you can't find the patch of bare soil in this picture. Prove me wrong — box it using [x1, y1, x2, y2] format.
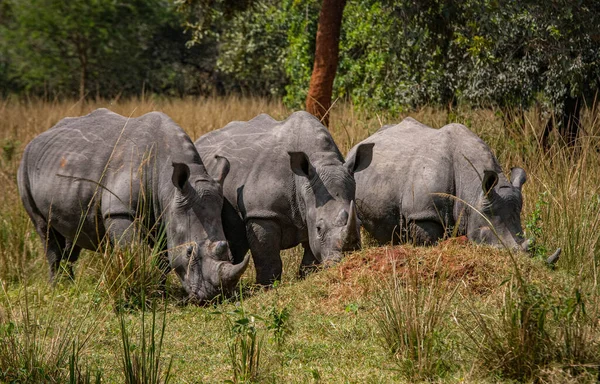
[320, 237, 517, 309]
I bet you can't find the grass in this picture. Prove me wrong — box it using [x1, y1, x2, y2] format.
[0, 96, 599, 382]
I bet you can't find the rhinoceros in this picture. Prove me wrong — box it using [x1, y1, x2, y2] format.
[347, 117, 530, 250]
[17, 108, 249, 302]
[195, 111, 374, 285]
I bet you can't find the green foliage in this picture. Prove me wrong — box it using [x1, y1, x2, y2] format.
[119, 299, 173, 384]
[0, 0, 213, 98]
[266, 305, 291, 349]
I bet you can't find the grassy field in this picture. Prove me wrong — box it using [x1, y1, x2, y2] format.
[0, 97, 599, 383]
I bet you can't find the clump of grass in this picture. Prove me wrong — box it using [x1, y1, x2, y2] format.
[215, 294, 265, 383]
[68, 340, 102, 384]
[119, 298, 172, 384]
[374, 253, 458, 381]
[101, 223, 169, 312]
[0, 209, 39, 284]
[460, 272, 600, 381]
[0, 286, 93, 383]
[460, 278, 554, 380]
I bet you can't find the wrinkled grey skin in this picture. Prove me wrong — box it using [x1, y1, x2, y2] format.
[347, 117, 528, 250]
[17, 108, 249, 302]
[195, 111, 373, 285]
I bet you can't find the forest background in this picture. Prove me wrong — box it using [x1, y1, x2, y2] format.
[2, 0, 599, 135]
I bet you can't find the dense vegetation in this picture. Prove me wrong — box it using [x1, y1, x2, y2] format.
[2, 1, 599, 117]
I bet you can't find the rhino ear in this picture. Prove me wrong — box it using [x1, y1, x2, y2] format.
[289, 151, 311, 178]
[346, 143, 374, 174]
[510, 167, 527, 189]
[213, 155, 230, 186]
[482, 170, 499, 196]
[172, 162, 190, 192]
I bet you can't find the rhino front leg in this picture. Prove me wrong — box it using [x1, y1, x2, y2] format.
[298, 242, 319, 278]
[62, 240, 81, 281]
[246, 219, 282, 286]
[409, 220, 445, 245]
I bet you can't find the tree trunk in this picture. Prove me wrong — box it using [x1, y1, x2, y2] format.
[542, 94, 583, 148]
[305, 0, 346, 127]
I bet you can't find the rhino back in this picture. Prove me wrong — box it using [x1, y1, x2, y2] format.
[198, 111, 343, 222]
[353, 118, 502, 224]
[19, 108, 203, 249]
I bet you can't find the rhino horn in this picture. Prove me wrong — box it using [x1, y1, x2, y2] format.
[343, 200, 361, 245]
[546, 248, 561, 266]
[521, 238, 531, 252]
[219, 254, 250, 284]
[347, 201, 357, 232]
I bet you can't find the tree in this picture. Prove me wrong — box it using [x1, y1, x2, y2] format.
[305, 0, 346, 126]
[1, 0, 205, 99]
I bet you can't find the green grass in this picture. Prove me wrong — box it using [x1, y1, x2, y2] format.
[0, 97, 599, 382]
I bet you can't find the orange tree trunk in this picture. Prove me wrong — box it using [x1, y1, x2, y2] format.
[305, 0, 346, 127]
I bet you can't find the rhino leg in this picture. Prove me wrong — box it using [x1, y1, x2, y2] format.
[35, 224, 75, 283]
[409, 220, 445, 245]
[362, 216, 403, 245]
[246, 219, 282, 286]
[298, 241, 318, 278]
[222, 199, 250, 264]
[62, 240, 81, 280]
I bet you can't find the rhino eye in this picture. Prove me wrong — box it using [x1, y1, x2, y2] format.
[316, 225, 323, 237]
[186, 246, 193, 257]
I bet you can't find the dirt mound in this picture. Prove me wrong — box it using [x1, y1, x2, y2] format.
[321, 237, 512, 308]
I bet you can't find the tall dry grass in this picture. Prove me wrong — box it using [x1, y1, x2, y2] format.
[2, 96, 600, 281]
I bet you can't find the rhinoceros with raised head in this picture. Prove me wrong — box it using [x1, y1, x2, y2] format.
[195, 111, 374, 285]
[18, 108, 249, 302]
[347, 117, 530, 250]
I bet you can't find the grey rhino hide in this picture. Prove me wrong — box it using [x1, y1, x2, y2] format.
[195, 111, 373, 285]
[346, 117, 527, 250]
[17, 108, 249, 302]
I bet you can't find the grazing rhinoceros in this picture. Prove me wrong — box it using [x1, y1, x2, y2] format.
[17, 108, 249, 302]
[347, 117, 530, 250]
[195, 111, 374, 285]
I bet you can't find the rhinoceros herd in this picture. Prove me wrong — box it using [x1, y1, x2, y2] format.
[17, 108, 560, 303]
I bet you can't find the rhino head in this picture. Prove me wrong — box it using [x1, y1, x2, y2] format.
[289, 143, 374, 265]
[467, 167, 528, 251]
[167, 158, 249, 303]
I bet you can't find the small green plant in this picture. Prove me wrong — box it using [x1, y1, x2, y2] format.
[1, 138, 19, 163]
[375, 255, 458, 381]
[266, 305, 291, 350]
[216, 294, 266, 383]
[119, 299, 172, 384]
[525, 192, 549, 259]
